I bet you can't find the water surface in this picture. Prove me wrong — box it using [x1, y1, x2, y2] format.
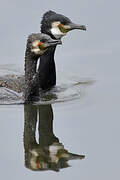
[0, 64, 120, 179]
[0, 0, 120, 179]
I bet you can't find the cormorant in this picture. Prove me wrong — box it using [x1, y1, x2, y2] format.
[0, 11, 86, 102]
[0, 33, 61, 102]
[24, 104, 85, 171]
[24, 33, 61, 102]
[39, 10, 86, 89]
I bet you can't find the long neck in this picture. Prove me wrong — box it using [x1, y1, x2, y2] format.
[37, 46, 57, 90]
[24, 47, 39, 101]
[24, 104, 38, 169]
[38, 105, 59, 146]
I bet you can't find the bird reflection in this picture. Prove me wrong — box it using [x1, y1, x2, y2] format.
[24, 104, 85, 172]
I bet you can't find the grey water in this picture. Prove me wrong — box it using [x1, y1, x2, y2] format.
[0, 0, 120, 180]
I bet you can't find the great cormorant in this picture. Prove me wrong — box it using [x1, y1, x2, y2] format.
[0, 33, 61, 102]
[24, 33, 61, 102]
[39, 10, 86, 89]
[0, 11, 86, 102]
[24, 104, 85, 171]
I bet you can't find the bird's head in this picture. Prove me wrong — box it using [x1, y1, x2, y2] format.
[27, 33, 62, 56]
[41, 11, 86, 39]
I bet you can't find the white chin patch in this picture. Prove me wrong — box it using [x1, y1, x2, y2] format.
[51, 27, 66, 39]
[31, 48, 44, 55]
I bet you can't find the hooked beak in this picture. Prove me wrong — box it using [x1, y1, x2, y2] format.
[47, 39, 62, 47]
[67, 22, 86, 31]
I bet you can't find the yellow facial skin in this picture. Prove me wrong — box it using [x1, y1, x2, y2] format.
[58, 23, 70, 33]
[51, 21, 70, 39]
[32, 40, 47, 55]
[38, 41, 47, 50]
[51, 21, 86, 39]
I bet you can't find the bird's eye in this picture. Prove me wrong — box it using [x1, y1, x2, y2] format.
[40, 39, 46, 43]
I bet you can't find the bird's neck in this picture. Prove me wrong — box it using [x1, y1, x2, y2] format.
[25, 54, 37, 82]
[38, 46, 57, 90]
[38, 105, 59, 146]
[24, 48, 39, 101]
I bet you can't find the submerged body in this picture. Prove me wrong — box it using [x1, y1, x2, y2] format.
[0, 74, 24, 93]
